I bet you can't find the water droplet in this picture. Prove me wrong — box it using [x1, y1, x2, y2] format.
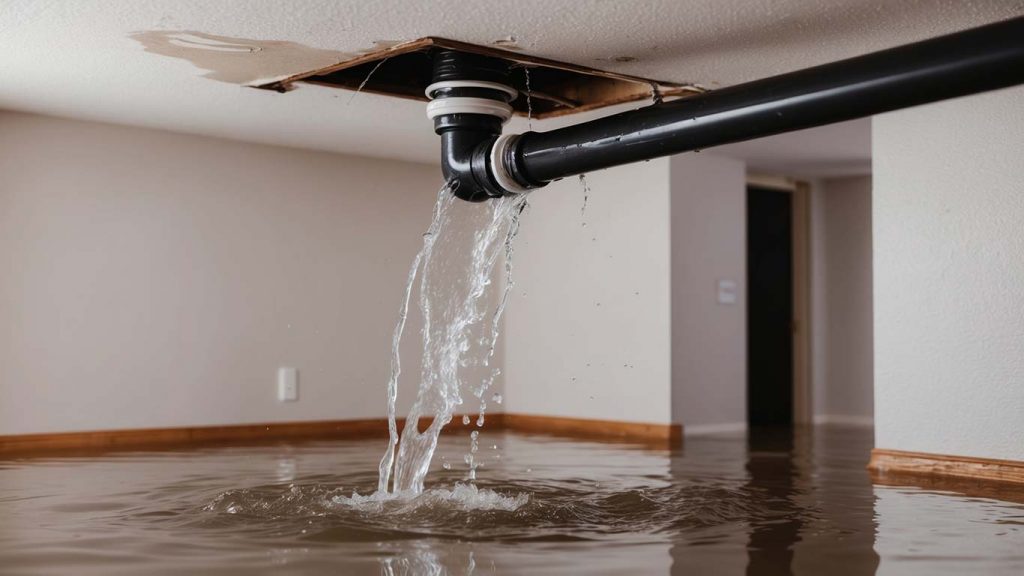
[442, 462, 451, 470]
[578, 174, 590, 225]
[491, 392, 503, 404]
[462, 415, 471, 426]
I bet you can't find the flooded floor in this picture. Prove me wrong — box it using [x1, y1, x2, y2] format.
[1, 425, 1023, 575]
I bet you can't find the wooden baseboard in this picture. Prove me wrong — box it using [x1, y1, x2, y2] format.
[869, 448, 1024, 486]
[0, 412, 685, 456]
[0, 419, 386, 456]
[502, 413, 681, 445]
[0, 414, 503, 457]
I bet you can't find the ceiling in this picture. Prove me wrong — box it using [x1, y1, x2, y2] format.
[1, 1, 1020, 169]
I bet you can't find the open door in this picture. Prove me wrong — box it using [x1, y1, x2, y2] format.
[746, 177, 810, 428]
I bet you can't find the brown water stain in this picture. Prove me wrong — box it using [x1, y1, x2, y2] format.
[130, 31, 394, 88]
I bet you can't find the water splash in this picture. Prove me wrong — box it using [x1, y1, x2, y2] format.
[333, 482, 528, 513]
[379, 184, 529, 495]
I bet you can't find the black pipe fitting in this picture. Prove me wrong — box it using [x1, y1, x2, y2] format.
[437, 116, 500, 202]
[429, 50, 515, 202]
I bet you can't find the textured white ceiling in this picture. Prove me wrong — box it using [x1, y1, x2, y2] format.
[1, 1, 1020, 167]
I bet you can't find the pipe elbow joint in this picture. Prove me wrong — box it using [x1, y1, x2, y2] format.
[427, 50, 546, 202]
[439, 129, 503, 202]
[438, 128, 545, 202]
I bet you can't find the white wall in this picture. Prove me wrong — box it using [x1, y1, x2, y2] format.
[670, 154, 748, 432]
[873, 86, 1024, 461]
[810, 176, 874, 425]
[0, 111, 501, 435]
[503, 160, 673, 424]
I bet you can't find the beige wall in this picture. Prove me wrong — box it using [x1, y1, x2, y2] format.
[0, 111, 501, 435]
[500, 151, 750, 431]
[810, 175, 874, 425]
[670, 154, 748, 432]
[873, 86, 1024, 461]
[667, 156, 874, 432]
[0, 110, 880, 437]
[503, 160, 673, 424]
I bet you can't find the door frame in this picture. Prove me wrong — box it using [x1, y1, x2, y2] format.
[746, 174, 812, 426]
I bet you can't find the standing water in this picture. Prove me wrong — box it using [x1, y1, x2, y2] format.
[4, 427, 1024, 574]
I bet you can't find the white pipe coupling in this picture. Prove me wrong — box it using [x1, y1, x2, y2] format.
[424, 80, 518, 101]
[424, 80, 518, 124]
[489, 133, 531, 194]
[426, 97, 514, 123]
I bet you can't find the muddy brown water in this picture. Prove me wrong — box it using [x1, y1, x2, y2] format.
[1, 426, 1022, 575]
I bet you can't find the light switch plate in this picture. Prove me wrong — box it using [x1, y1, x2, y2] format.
[717, 280, 738, 305]
[278, 367, 298, 402]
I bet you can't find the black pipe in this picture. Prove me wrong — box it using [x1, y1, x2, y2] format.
[429, 50, 514, 201]
[496, 15, 1024, 189]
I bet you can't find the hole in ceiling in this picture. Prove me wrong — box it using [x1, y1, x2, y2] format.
[255, 37, 703, 119]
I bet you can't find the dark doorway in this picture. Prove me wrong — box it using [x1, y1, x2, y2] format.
[747, 186, 794, 427]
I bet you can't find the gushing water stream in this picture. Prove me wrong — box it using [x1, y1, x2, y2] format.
[376, 183, 529, 496]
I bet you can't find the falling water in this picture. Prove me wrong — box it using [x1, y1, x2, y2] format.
[376, 182, 529, 495]
[523, 66, 534, 130]
[376, 184, 451, 494]
[347, 57, 390, 105]
[579, 174, 590, 226]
